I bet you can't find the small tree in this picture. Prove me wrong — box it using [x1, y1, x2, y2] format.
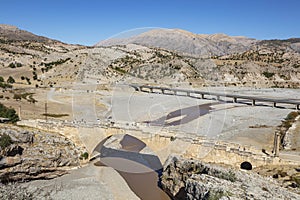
[7, 76, 15, 84]
[0, 134, 12, 149]
[13, 94, 22, 101]
[0, 76, 4, 82]
[8, 63, 16, 68]
[0, 103, 19, 123]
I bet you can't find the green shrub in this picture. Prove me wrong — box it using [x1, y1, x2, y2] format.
[262, 71, 275, 78]
[8, 62, 22, 68]
[218, 170, 237, 182]
[7, 76, 15, 84]
[206, 189, 229, 200]
[285, 111, 299, 121]
[0, 134, 12, 149]
[0, 82, 12, 89]
[0, 76, 4, 82]
[0, 103, 19, 123]
[80, 152, 89, 160]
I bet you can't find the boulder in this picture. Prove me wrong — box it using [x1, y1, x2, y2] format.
[0, 156, 22, 169]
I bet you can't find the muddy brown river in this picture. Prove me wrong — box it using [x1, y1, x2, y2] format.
[96, 134, 170, 200]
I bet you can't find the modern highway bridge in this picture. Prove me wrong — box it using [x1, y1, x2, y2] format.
[129, 84, 300, 110]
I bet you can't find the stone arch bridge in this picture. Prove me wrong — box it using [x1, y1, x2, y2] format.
[18, 120, 300, 169]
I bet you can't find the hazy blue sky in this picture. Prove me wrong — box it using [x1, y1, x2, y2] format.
[0, 0, 299, 45]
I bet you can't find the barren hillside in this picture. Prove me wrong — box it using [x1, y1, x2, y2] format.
[1, 25, 300, 89]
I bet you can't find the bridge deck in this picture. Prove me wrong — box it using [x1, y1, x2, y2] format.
[129, 84, 300, 109]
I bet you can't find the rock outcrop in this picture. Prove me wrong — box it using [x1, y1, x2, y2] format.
[0, 125, 85, 183]
[161, 155, 300, 200]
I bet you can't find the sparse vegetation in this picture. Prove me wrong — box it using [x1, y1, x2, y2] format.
[0, 133, 12, 149]
[12, 92, 37, 103]
[262, 71, 275, 78]
[42, 58, 71, 72]
[8, 62, 22, 68]
[32, 71, 38, 80]
[113, 67, 126, 74]
[206, 189, 229, 200]
[218, 170, 237, 182]
[0, 103, 19, 123]
[25, 77, 31, 85]
[0, 82, 12, 89]
[42, 113, 69, 118]
[7, 76, 15, 84]
[285, 111, 299, 121]
[278, 111, 300, 149]
[281, 111, 299, 129]
[80, 152, 89, 160]
[13, 93, 22, 101]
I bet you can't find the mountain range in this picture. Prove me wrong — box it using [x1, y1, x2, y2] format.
[0, 24, 300, 88]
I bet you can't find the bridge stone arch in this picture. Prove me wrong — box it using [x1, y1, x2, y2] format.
[91, 133, 165, 173]
[80, 126, 191, 165]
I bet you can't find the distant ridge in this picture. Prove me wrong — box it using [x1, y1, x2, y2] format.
[0, 24, 60, 44]
[96, 28, 257, 56]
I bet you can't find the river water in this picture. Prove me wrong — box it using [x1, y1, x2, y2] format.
[95, 134, 170, 200]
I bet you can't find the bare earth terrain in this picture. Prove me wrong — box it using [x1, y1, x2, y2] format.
[1, 25, 300, 199]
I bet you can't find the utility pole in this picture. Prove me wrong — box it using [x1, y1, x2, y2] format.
[273, 131, 281, 157]
[45, 102, 48, 122]
[18, 105, 21, 121]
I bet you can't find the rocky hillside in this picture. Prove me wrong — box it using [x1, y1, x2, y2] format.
[0, 24, 58, 44]
[0, 125, 86, 183]
[161, 155, 300, 200]
[96, 28, 300, 88]
[97, 29, 257, 57]
[1, 24, 300, 89]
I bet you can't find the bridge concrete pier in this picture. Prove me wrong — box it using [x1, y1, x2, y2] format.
[201, 93, 205, 99]
[252, 99, 256, 106]
[233, 97, 237, 103]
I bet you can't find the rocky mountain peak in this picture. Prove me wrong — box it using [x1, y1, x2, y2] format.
[0, 24, 57, 44]
[96, 28, 257, 56]
[0, 24, 19, 31]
